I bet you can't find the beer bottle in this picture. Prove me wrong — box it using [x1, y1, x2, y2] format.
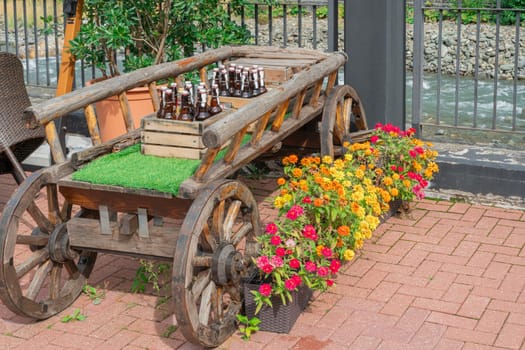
[195, 88, 210, 121]
[233, 68, 242, 97]
[179, 90, 193, 121]
[258, 67, 267, 94]
[163, 89, 174, 119]
[251, 68, 260, 96]
[241, 70, 252, 98]
[169, 83, 178, 119]
[208, 83, 222, 116]
[157, 86, 168, 118]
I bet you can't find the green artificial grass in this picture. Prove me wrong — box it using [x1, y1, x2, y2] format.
[72, 138, 249, 195]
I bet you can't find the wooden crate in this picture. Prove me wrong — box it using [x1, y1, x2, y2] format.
[226, 57, 319, 84]
[141, 112, 226, 159]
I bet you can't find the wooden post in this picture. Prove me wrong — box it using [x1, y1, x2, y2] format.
[55, 0, 84, 97]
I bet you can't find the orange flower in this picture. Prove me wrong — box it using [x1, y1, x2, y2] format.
[313, 198, 324, 207]
[336, 238, 344, 248]
[280, 189, 288, 195]
[337, 225, 351, 237]
[277, 177, 286, 186]
[292, 168, 303, 178]
[288, 154, 298, 164]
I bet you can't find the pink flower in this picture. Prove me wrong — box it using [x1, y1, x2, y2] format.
[330, 259, 341, 274]
[375, 122, 383, 129]
[265, 222, 278, 235]
[270, 235, 281, 246]
[409, 149, 417, 158]
[259, 283, 272, 297]
[270, 255, 283, 267]
[286, 205, 304, 220]
[326, 279, 334, 287]
[262, 264, 273, 274]
[289, 259, 300, 269]
[275, 247, 286, 257]
[317, 266, 329, 277]
[305, 261, 317, 272]
[321, 247, 332, 258]
[256, 256, 270, 269]
[285, 239, 296, 248]
[370, 135, 379, 144]
[284, 278, 297, 291]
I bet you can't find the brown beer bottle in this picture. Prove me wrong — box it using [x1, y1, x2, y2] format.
[208, 83, 222, 116]
[179, 90, 194, 121]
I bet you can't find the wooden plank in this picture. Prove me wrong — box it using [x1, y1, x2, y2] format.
[193, 147, 220, 181]
[58, 185, 191, 219]
[223, 126, 249, 164]
[67, 217, 176, 259]
[230, 57, 318, 68]
[250, 110, 273, 146]
[137, 208, 149, 238]
[309, 79, 324, 107]
[119, 213, 138, 236]
[118, 92, 134, 132]
[142, 131, 205, 148]
[141, 144, 204, 159]
[99, 205, 112, 235]
[271, 99, 290, 132]
[143, 117, 202, 135]
[45, 122, 66, 164]
[148, 82, 160, 111]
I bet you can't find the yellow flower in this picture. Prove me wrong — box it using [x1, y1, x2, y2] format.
[344, 153, 353, 162]
[344, 249, 355, 261]
[403, 179, 411, 188]
[355, 239, 364, 249]
[292, 168, 303, 178]
[355, 168, 365, 179]
[322, 155, 333, 164]
[390, 188, 399, 197]
[392, 173, 400, 180]
[273, 196, 285, 208]
[383, 176, 393, 186]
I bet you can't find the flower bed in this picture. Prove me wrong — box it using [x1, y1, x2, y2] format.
[242, 124, 439, 334]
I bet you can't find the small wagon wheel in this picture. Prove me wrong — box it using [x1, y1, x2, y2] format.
[320, 84, 367, 158]
[173, 179, 261, 347]
[0, 169, 97, 319]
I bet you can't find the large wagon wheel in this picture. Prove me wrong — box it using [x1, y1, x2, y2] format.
[320, 84, 367, 158]
[173, 179, 261, 347]
[0, 169, 97, 319]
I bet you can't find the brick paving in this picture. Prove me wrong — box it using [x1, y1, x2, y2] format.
[0, 173, 524, 349]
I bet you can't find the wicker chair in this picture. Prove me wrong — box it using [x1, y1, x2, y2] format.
[0, 52, 45, 184]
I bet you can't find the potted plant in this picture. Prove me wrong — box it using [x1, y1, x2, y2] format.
[241, 124, 439, 336]
[68, 0, 252, 141]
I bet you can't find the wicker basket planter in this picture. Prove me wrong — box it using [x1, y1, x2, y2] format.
[243, 281, 312, 333]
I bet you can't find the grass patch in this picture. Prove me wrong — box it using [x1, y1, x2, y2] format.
[72, 137, 250, 195]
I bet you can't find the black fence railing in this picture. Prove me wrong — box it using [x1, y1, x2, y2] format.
[1, 0, 525, 146]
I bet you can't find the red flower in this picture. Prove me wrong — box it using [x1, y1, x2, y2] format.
[291, 274, 302, 286]
[289, 259, 300, 269]
[370, 135, 379, 144]
[302, 196, 312, 204]
[286, 205, 304, 220]
[262, 264, 273, 274]
[317, 266, 329, 277]
[270, 235, 281, 246]
[302, 225, 318, 241]
[259, 283, 272, 297]
[284, 278, 297, 291]
[409, 149, 417, 158]
[321, 247, 332, 258]
[330, 259, 341, 274]
[326, 279, 334, 287]
[305, 261, 317, 272]
[265, 222, 278, 235]
[275, 247, 286, 257]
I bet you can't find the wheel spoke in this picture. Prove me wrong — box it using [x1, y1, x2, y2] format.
[26, 202, 54, 234]
[201, 222, 217, 252]
[191, 269, 211, 300]
[26, 259, 53, 300]
[192, 254, 212, 267]
[214, 286, 224, 320]
[49, 264, 62, 299]
[198, 281, 216, 326]
[222, 200, 241, 242]
[343, 97, 353, 133]
[15, 249, 49, 278]
[212, 200, 225, 239]
[46, 184, 60, 225]
[231, 222, 253, 246]
[16, 234, 49, 246]
[64, 260, 80, 279]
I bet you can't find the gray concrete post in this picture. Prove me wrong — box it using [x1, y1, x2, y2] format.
[344, 0, 406, 129]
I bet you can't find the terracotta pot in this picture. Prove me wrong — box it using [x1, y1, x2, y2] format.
[87, 77, 155, 142]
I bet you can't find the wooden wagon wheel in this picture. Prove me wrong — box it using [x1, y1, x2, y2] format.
[0, 169, 97, 319]
[173, 179, 261, 347]
[320, 84, 367, 158]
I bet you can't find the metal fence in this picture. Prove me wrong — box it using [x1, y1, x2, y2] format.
[411, 0, 525, 145]
[1, 0, 525, 145]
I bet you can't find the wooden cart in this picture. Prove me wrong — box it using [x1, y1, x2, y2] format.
[0, 46, 368, 347]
